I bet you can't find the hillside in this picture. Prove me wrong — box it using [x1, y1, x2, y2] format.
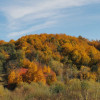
[0, 34, 100, 100]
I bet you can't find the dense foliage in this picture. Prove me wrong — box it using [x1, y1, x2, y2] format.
[0, 34, 100, 100]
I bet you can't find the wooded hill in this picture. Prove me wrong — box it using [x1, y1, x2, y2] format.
[0, 34, 100, 85]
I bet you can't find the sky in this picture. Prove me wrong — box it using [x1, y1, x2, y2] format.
[0, 0, 100, 41]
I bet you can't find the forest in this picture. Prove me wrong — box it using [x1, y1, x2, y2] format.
[0, 33, 100, 100]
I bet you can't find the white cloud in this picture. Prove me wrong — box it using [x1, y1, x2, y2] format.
[1, 0, 94, 19]
[7, 20, 56, 37]
[0, 0, 100, 38]
[2, 0, 100, 19]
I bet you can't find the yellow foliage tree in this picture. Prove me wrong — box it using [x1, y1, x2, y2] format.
[8, 71, 16, 84]
[34, 68, 46, 84]
[72, 49, 81, 64]
[43, 66, 48, 73]
[47, 66, 51, 73]
[22, 58, 31, 68]
[81, 52, 91, 65]
[24, 63, 38, 83]
[16, 74, 23, 84]
[29, 62, 38, 72]
[62, 43, 73, 55]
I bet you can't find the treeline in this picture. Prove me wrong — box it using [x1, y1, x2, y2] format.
[0, 34, 100, 85]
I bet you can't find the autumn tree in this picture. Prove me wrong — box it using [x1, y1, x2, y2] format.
[8, 70, 16, 84]
[34, 68, 46, 84]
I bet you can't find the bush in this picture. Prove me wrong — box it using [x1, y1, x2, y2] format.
[68, 79, 81, 91]
[50, 81, 66, 94]
[15, 82, 51, 100]
[49, 60, 63, 76]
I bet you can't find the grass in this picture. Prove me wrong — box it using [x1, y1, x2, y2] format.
[0, 79, 100, 100]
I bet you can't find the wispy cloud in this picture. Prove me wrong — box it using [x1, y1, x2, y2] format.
[7, 20, 57, 37]
[0, 0, 100, 38]
[2, 0, 99, 20]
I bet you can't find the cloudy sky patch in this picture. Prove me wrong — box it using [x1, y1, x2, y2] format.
[0, 0, 100, 41]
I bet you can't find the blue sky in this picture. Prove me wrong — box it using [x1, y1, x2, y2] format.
[0, 0, 100, 41]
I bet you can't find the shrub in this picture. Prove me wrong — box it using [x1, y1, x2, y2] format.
[50, 81, 66, 94]
[16, 82, 51, 100]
